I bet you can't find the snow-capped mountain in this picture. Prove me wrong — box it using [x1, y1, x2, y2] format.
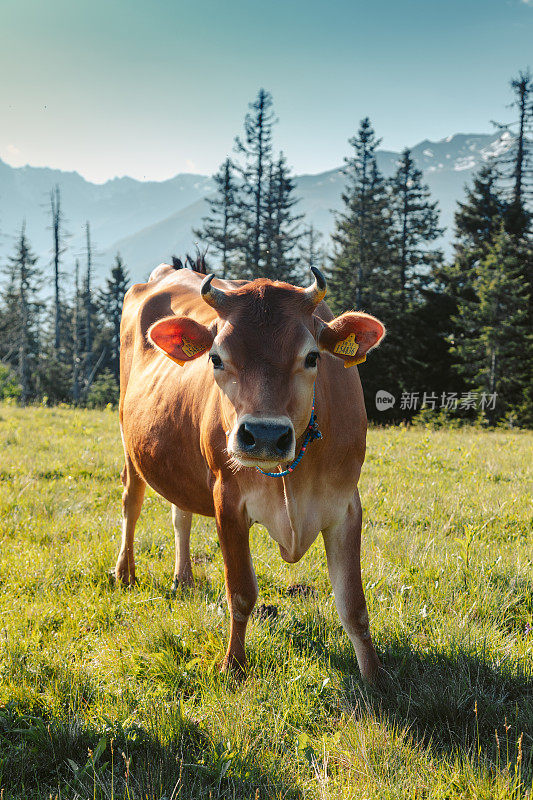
[0, 132, 513, 285]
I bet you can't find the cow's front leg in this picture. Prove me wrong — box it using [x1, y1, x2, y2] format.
[213, 479, 258, 676]
[323, 491, 382, 684]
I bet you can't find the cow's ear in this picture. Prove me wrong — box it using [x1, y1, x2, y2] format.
[148, 316, 214, 366]
[315, 312, 385, 367]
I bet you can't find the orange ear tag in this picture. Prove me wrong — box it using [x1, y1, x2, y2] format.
[333, 333, 366, 367]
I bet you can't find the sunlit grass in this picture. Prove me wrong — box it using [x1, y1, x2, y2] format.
[0, 404, 531, 798]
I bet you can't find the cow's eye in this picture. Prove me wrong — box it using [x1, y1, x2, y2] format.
[304, 351, 320, 369]
[210, 353, 224, 370]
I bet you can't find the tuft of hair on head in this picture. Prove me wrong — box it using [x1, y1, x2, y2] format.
[186, 246, 208, 275]
[172, 250, 208, 274]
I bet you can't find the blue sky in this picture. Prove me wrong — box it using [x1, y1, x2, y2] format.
[1, 0, 531, 182]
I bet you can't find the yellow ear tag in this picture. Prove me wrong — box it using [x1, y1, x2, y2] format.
[333, 333, 366, 368]
[181, 336, 206, 358]
[333, 332, 359, 357]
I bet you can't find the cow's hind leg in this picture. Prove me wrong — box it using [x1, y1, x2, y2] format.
[323, 490, 382, 684]
[115, 456, 146, 586]
[171, 505, 194, 590]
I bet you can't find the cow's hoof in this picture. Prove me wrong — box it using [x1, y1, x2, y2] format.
[363, 665, 390, 691]
[113, 569, 136, 588]
[220, 654, 247, 682]
[170, 573, 194, 595]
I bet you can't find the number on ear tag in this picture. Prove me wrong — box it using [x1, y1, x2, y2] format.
[181, 337, 206, 358]
[333, 333, 359, 357]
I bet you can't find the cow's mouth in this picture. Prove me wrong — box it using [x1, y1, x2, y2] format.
[230, 453, 291, 470]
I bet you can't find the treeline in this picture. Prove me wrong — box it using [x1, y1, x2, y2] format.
[195, 75, 532, 426]
[0, 209, 129, 407]
[0, 73, 531, 425]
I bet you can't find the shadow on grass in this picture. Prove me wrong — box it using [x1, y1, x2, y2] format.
[0, 699, 302, 800]
[287, 611, 532, 781]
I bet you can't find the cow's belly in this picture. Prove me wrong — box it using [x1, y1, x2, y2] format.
[130, 435, 215, 517]
[122, 388, 216, 518]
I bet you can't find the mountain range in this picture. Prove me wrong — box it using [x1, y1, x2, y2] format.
[0, 131, 512, 286]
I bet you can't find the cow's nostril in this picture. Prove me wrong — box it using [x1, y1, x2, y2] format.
[240, 424, 256, 449]
[276, 428, 292, 453]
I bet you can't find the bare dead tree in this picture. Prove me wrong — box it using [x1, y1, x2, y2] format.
[50, 185, 63, 352]
[84, 222, 93, 382]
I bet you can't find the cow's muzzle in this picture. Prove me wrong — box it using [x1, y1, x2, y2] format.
[229, 415, 295, 467]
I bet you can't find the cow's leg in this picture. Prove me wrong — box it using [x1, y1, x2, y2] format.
[171, 505, 194, 590]
[322, 491, 382, 684]
[213, 480, 258, 676]
[115, 456, 145, 586]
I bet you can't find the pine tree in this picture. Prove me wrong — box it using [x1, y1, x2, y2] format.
[78, 223, 108, 400]
[452, 226, 531, 424]
[98, 254, 129, 383]
[493, 69, 532, 237]
[299, 224, 325, 273]
[389, 148, 443, 309]
[433, 156, 531, 422]
[193, 159, 240, 278]
[329, 118, 393, 313]
[434, 163, 504, 315]
[234, 88, 276, 275]
[262, 153, 303, 281]
[3, 224, 41, 403]
[432, 161, 505, 360]
[455, 164, 504, 261]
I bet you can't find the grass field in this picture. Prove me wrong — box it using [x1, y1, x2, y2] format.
[0, 404, 531, 799]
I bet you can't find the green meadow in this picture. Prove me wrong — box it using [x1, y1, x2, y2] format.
[0, 404, 531, 799]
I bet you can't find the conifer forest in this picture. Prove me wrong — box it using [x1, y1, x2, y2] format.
[1, 73, 531, 426]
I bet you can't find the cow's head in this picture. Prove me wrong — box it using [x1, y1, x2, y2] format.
[149, 269, 385, 470]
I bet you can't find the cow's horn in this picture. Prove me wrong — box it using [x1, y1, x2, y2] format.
[201, 274, 229, 311]
[303, 267, 327, 306]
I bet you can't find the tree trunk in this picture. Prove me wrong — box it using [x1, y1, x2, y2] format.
[51, 186, 61, 352]
[85, 223, 92, 383]
[73, 259, 81, 404]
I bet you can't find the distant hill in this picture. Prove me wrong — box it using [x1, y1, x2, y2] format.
[0, 132, 512, 286]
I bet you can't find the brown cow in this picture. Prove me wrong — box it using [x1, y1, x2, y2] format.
[116, 263, 385, 682]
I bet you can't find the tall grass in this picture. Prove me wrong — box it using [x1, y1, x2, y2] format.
[0, 404, 531, 798]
